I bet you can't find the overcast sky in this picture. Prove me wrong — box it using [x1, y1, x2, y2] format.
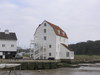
[0, 0, 100, 48]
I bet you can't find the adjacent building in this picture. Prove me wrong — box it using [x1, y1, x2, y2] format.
[31, 20, 74, 60]
[0, 30, 17, 59]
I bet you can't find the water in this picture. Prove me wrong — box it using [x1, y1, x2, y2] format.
[0, 63, 100, 75]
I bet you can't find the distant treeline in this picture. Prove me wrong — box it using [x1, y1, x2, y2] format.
[68, 40, 100, 55]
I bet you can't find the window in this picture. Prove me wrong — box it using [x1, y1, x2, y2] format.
[49, 45, 52, 48]
[11, 44, 14, 47]
[2, 44, 5, 47]
[66, 52, 69, 57]
[57, 30, 60, 34]
[62, 32, 65, 36]
[44, 23, 46, 26]
[44, 36, 46, 40]
[44, 29, 46, 33]
[49, 53, 51, 56]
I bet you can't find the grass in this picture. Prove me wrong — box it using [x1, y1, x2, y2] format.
[74, 55, 100, 63]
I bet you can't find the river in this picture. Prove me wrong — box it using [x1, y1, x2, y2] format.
[0, 63, 100, 75]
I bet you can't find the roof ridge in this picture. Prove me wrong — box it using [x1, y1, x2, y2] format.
[46, 21, 57, 26]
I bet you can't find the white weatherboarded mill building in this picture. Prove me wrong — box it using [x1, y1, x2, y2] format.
[31, 20, 74, 60]
[0, 30, 17, 59]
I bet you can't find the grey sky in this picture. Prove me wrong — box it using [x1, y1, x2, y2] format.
[0, 0, 100, 48]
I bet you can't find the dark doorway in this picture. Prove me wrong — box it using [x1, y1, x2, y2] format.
[0, 56, 2, 59]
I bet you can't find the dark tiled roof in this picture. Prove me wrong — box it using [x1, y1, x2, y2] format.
[46, 21, 68, 38]
[61, 43, 73, 51]
[0, 32, 17, 40]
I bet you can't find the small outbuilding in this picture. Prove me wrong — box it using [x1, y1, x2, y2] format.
[0, 30, 17, 59]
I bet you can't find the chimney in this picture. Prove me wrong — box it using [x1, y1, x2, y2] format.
[5, 29, 9, 34]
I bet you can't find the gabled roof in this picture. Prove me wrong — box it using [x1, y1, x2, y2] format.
[34, 20, 68, 38]
[46, 21, 68, 38]
[0, 32, 17, 40]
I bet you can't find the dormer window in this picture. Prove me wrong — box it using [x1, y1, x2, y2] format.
[57, 30, 60, 34]
[44, 23, 46, 26]
[62, 32, 65, 36]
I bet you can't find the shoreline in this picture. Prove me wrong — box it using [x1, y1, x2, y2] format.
[1, 57, 100, 70]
